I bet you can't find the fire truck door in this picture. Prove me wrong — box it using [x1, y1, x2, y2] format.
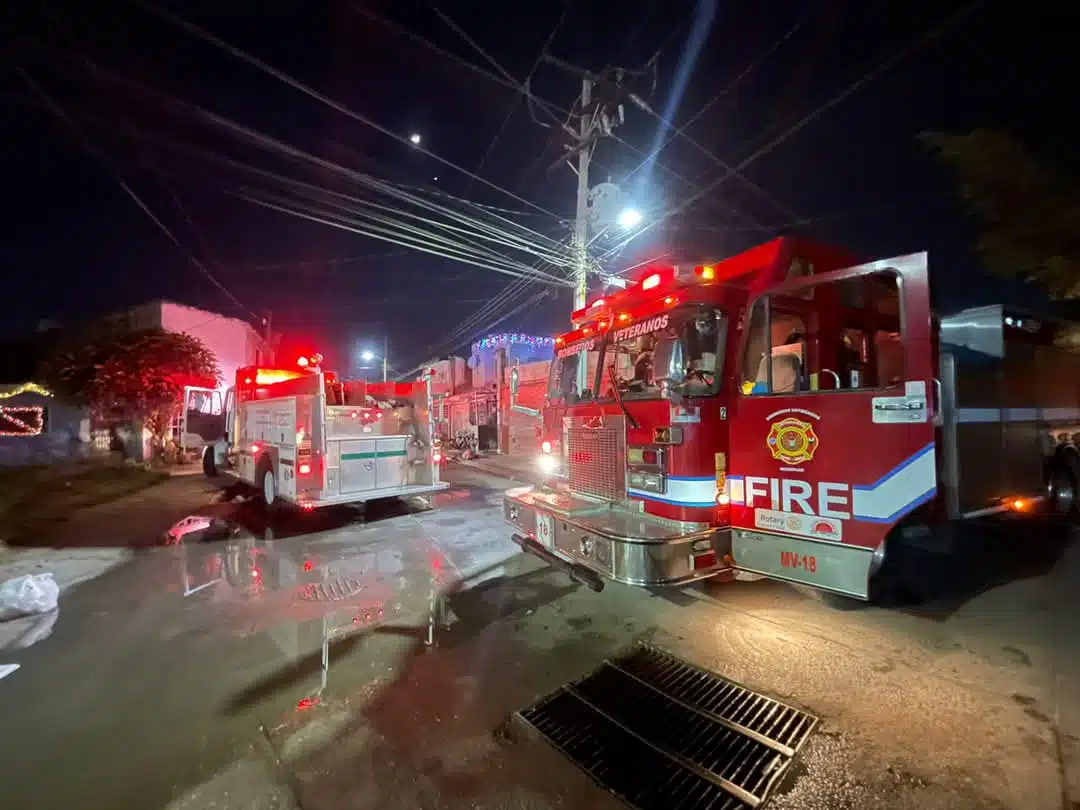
[181, 386, 226, 450]
[727, 252, 937, 600]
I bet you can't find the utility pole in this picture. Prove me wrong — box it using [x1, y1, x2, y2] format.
[539, 58, 642, 393]
[263, 311, 274, 363]
[572, 76, 592, 315]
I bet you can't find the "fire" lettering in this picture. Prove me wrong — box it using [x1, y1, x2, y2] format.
[743, 476, 851, 520]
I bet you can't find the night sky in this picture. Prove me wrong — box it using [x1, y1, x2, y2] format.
[1, 0, 1069, 376]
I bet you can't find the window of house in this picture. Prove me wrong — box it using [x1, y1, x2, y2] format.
[740, 270, 903, 395]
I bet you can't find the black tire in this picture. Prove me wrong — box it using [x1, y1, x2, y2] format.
[256, 458, 278, 513]
[1045, 450, 1080, 520]
[202, 446, 217, 477]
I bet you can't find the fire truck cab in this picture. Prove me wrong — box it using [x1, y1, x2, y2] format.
[188, 359, 447, 511]
[505, 235, 1080, 601]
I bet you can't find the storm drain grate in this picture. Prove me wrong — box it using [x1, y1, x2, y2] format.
[515, 644, 817, 810]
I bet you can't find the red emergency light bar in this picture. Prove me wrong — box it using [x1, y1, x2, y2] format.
[555, 320, 605, 347]
[238, 367, 311, 387]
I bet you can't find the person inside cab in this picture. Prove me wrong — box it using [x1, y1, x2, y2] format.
[631, 335, 655, 389]
[746, 332, 804, 395]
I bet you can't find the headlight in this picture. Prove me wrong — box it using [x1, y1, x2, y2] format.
[537, 454, 558, 473]
[540, 440, 552, 454]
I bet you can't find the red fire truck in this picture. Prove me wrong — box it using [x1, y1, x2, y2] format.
[504, 235, 1080, 601]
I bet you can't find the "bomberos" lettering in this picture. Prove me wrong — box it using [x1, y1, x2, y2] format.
[612, 314, 669, 343]
[557, 339, 595, 359]
[743, 476, 850, 520]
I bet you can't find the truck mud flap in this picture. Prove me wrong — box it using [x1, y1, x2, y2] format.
[511, 533, 605, 593]
[732, 528, 874, 601]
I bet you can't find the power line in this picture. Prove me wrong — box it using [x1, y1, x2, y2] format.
[15, 63, 257, 320]
[352, 2, 764, 231]
[619, 6, 820, 212]
[653, 0, 986, 233]
[134, 0, 566, 221]
[31, 56, 581, 276]
[450, 4, 568, 192]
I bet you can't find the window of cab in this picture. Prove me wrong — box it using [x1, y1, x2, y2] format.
[600, 306, 727, 400]
[739, 269, 902, 395]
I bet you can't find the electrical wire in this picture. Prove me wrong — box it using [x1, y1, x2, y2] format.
[620, 7, 816, 188]
[134, 0, 566, 221]
[353, 1, 765, 231]
[28, 56, 582, 276]
[670, 0, 986, 220]
[14, 63, 257, 319]
[454, 4, 568, 191]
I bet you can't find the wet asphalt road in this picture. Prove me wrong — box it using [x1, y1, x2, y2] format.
[0, 467, 1078, 810]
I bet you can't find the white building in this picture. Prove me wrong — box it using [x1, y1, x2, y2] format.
[86, 300, 274, 390]
[83, 301, 274, 459]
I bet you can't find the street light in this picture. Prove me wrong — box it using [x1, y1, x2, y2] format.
[616, 207, 643, 229]
[409, 133, 422, 146]
[356, 339, 389, 381]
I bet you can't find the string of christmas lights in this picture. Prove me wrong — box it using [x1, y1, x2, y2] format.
[0, 406, 45, 437]
[472, 333, 555, 354]
[0, 383, 53, 400]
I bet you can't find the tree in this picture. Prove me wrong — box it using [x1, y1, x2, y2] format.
[40, 329, 220, 454]
[921, 129, 1080, 299]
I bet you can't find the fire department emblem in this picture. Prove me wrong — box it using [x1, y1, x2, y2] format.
[767, 417, 818, 465]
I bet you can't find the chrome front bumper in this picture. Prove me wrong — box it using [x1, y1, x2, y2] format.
[504, 485, 732, 588]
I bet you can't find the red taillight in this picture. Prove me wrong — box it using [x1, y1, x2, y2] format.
[298, 462, 311, 475]
[541, 440, 552, 454]
[641, 449, 658, 465]
[250, 444, 260, 454]
[303, 560, 313, 572]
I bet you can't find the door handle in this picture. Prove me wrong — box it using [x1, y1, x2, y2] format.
[931, 378, 943, 425]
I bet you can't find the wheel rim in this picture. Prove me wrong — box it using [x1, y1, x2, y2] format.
[263, 469, 275, 505]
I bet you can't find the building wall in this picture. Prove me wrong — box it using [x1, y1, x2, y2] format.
[159, 302, 270, 390]
[425, 356, 469, 396]
[470, 333, 554, 388]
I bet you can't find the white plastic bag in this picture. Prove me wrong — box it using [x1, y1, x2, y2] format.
[0, 573, 60, 621]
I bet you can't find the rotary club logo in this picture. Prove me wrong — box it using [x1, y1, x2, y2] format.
[767, 417, 819, 465]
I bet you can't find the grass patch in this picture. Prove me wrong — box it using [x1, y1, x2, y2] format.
[0, 460, 167, 542]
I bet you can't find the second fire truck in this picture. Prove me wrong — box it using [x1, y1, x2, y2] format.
[505, 235, 1080, 602]
[186, 357, 447, 511]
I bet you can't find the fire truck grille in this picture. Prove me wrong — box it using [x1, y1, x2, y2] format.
[515, 644, 817, 810]
[565, 415, 625, 501]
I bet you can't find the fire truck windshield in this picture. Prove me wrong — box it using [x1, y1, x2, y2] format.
[548, 344, 600, 404]
[600, 306, 725, 400]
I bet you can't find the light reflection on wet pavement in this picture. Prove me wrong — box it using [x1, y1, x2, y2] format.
[2, 469, 1080, 810]
[0, 473, 546, 810]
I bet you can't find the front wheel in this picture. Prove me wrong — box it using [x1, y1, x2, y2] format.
[202, 446, 217, 477]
